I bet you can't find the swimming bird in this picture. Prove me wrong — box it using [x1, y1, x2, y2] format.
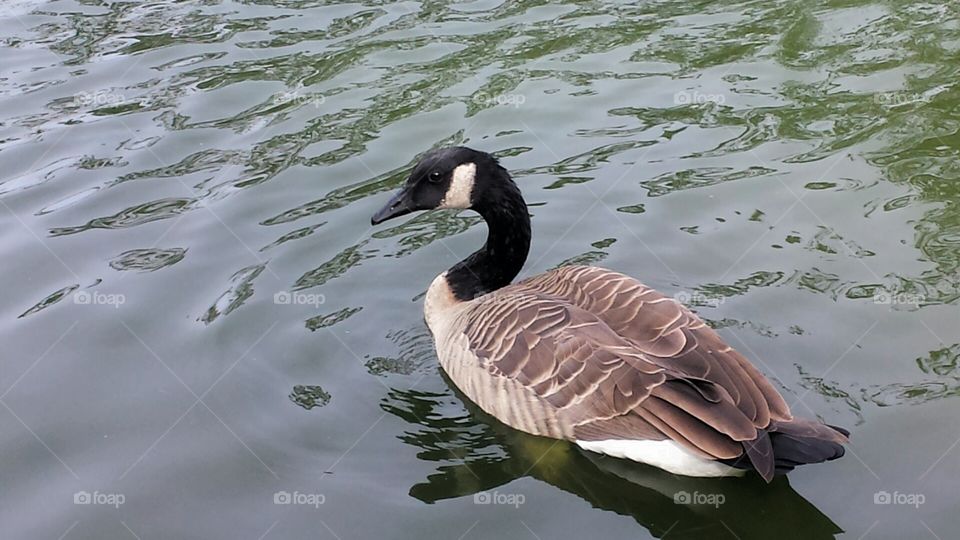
[370, 146, 848, 481]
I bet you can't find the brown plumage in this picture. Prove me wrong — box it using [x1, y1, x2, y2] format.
[429, 265, 847, 481]
[372, 146, 848, 481]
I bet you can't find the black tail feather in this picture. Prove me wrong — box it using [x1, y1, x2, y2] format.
[722, 420, 848, 481]
[743, 431, 775, 482]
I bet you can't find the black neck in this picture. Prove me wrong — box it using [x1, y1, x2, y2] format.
[446, 170, 531, 301]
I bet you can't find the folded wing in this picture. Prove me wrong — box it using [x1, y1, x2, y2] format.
[453, 266, 826, 480]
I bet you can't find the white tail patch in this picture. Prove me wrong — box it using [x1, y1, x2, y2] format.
[438, 162, 476, 209]
[576, 439, 744, 478]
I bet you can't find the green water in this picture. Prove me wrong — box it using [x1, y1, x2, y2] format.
[2, 1, 959, 538]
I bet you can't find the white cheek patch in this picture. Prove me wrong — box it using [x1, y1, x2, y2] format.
[438, 162, 476, 209]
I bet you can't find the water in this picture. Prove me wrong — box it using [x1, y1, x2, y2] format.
[2, 1, 959, 538]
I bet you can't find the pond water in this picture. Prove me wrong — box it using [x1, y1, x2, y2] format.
[2, 1, 959, 538]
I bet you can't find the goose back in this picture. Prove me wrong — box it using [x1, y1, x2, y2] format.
[426, 265, 810, 478]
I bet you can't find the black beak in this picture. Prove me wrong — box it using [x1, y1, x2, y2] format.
[371, 187, 415, 225]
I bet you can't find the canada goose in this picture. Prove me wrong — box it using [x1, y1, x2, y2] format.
[371, 146, 848, 481]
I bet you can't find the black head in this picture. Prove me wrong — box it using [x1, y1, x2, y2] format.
[371, 146, 531, 300]
[370, 146, 507, 225]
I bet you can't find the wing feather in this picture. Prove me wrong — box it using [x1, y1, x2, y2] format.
[450, 265, 796, 478]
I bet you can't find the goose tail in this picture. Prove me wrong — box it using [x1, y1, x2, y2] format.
[725, 420, 849, 482]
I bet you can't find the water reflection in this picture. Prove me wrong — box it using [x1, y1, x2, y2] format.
[365, 327, 432, 377]
[17, 283, 79, 318]
[864, 344, 960, 407]
[385, 377, 843, 540]
[109, 247, 187, 272]
[199, 262, 266, 324]
[289, 384, 331, 410]
[293, 241, 372, 291]
[48, 197, 195, 237]
[305, 306, 362, 332]
[373, 211, 482, 258]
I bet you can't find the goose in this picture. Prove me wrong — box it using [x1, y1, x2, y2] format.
[370, 146, 848, 481]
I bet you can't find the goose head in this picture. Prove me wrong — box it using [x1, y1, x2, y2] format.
[370, 146, 505, 225]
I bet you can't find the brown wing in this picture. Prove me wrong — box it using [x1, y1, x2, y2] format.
[457, 279, 787, 477]
[461, 293, 664, 424]
[517, 265, 793, 428]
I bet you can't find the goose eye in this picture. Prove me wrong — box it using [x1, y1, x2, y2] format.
[428, 171, 443, 183]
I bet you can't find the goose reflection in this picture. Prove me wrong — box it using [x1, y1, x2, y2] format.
[382, 373, 843, 540]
